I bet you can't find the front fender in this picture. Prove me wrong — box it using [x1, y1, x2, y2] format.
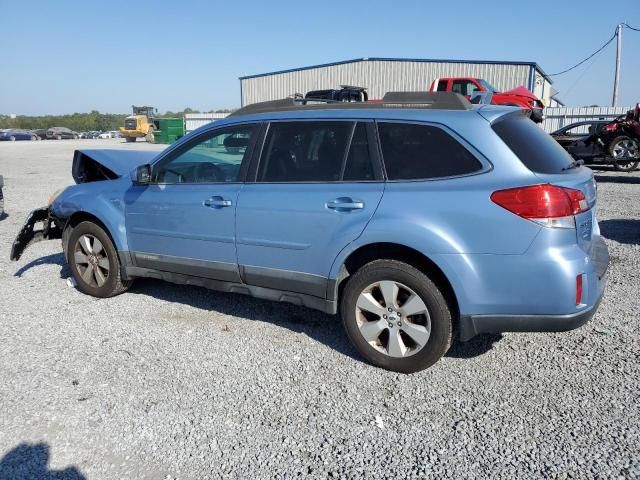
[51, 180, 129, 251]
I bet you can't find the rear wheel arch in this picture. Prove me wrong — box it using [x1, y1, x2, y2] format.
[334, 242, 460, 323]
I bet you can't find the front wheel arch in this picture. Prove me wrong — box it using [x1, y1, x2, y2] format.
[63, 211, 118, 258]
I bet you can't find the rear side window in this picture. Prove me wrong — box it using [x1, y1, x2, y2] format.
[493, 115, 573, 174]
[378, 122, 483, 180]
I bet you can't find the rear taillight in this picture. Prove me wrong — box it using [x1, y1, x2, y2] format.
[491, 184, 589, 228]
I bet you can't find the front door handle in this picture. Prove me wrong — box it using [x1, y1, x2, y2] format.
[326, 197, 365, 211]
[204, 196, 232, 208]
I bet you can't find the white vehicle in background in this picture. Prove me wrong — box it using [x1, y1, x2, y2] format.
[98, 131, 119, 139]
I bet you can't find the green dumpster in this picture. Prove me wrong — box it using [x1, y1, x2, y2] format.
[153, 118, 185, 144]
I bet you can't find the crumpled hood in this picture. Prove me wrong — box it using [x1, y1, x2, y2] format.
[501, 85, 537, 100]
[72, 149, 159, 183]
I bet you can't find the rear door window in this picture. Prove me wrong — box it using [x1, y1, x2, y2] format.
[436, 80, 449, 92]
[343, 123, 375, 181]
[378, 122, 483, 180]
[492, 115, 573, 174]
[259, 121, 353, 182]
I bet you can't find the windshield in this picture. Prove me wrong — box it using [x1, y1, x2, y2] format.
[478, 79, 499, 93]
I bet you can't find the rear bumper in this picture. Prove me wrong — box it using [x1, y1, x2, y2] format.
[458, 235, 609, 341]
[459, 290, 604, 340]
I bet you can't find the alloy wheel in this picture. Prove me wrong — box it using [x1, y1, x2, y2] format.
[612, 139, 640, 160]
[355, 280, 431, 358]
[74, 234, 110, 288]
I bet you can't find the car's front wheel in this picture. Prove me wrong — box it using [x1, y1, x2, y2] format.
[67, 221, 132, 298]
[340, 259, 452, 373]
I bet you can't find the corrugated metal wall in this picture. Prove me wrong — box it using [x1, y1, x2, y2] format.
[185, 112, 230, 133]
[541, 106, 631, 132]
[241, 60, 532, 106]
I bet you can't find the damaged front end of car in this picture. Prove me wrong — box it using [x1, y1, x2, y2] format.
[10, 148, 155, 262]
[10, 205, 64, 261]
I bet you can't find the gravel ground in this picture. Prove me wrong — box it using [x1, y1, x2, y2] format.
[0, 139, 639, 479]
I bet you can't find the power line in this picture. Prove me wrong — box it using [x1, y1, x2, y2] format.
[548, 31, 617, 76]
[623, 23, 640, 32]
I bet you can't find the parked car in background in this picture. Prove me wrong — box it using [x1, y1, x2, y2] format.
[46, 127, 79, 140]
[97, 131, 115, 139]
[0, 129, 37, 141]
[10, 92, 608, 373]
[429, 77, 544, 123]
[31, 129, 47, 140]
[306, 85, 368, 102]
[551, 112, 640, 171]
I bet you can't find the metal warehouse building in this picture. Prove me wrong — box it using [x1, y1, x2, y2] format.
[240, 57, 562, 107]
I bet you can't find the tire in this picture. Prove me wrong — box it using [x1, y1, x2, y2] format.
[610, 136, 640, 171]
[125, 136, 136, 143]
[615, 160, 639, 172]
[340, 259, 452, 373]
[67, 221, 132, 298]
[31, 136, 37, 141]
[9, 136, 15, 141]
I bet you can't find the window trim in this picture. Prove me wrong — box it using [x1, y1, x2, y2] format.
[247, 119, 384, 184]
[149, 121, 262, 185]
[374, 120, 492, 183]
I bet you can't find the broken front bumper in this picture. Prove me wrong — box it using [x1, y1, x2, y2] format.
[10, 207, 63, 261]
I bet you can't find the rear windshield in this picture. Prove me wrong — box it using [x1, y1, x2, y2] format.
[492, 115, 573, 174]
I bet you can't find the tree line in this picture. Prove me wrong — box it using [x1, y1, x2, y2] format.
[0, 108, 234, 132]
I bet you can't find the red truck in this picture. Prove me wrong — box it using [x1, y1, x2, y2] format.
[428, 77, 544, 123]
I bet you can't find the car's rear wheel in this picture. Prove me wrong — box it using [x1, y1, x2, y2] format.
[340, 259, 452, 373]
[68, 221, 132, 298]
[126, 136, 136, 143]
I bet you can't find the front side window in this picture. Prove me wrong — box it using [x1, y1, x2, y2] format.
[478, 79, 498, 93]
[436, 80, 449, 92]
[153, 125, 255, 183]
[258, 121, 353, 182]
[378, 122, 483, 180]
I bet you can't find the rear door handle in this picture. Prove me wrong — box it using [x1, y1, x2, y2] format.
[326, 197, 365, 211]
[203, 196, 232, 208]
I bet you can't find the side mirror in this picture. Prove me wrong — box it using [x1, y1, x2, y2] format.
[134, 164, 151, 185]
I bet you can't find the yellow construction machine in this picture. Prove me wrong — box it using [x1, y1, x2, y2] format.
[120, 105, 157, 143]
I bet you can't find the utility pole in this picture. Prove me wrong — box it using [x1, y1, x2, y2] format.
[612, 23, 623, 107]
